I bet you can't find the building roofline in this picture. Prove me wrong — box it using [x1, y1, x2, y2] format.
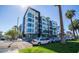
[23, 7, 40, 18]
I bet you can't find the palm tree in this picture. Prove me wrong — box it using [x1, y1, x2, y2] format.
[5, 29, 18, 40]
[76, 19, 79, 33]
[57, 5, 65, 43]
[77, 20, 79, 38]
[73, 19, 79, 38]
[65, 10, 76, 39]
[69, 20, 78, 38]
[68, 24, 72, 31]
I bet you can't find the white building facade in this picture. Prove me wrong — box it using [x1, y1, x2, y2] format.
[21, 7, 58, 40]
[52, 21, 58, 37]
[41, 16, 49, 37]
[22, 7, 41, 39]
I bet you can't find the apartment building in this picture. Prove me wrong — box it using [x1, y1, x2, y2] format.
[41, 16, 49, 37]
[22, 7, 41, 39]
[21, 7, 58, 39]
[52, 21, 58, 37]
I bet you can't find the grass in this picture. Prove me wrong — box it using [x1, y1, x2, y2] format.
[19, 46, 55, 53]
[19, 39, 79, 53]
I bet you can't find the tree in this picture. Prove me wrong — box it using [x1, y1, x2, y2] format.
[57, 5, 65, 43]
[73, 20, 78, 38]
[68, 19, 79, 38]
[5, 29, 18, 40]
[76, 19, 79, 34]
[5, 25, 22, 40]
[68, 24, 73, 31]
[65, 10, 76, 39]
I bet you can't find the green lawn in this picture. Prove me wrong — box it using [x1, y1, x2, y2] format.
[19, 39, 79, 53]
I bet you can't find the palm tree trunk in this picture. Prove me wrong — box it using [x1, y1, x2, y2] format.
[70, 19, 76, 39]
[58, 5, 65, 43]
[75, 30, 78, 39]
[78, 29, 79, 33]
[78, 29, 79, 38]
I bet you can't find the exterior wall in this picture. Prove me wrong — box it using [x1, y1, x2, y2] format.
[25, 8, 38, 34]
[57, 26, 60, 37]
[52, 21, 58, 37]
[40, 16, 49, 37]
[19, 24, 22, 33]
[41, 16, 49, 34]
[49, 21, 52, 37]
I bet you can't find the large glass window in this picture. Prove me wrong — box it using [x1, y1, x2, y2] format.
[42, 19, 45, 21]
[28, 18, 34, 22]
[28, 13, 34, 18]
[27, 28, 31, 32]
[35, 16, 38, 20]
[27, 23, 34, 27]
[31, 29, 34, 32]
[27, 28, 34, 32]
[42, 22, 46, 25]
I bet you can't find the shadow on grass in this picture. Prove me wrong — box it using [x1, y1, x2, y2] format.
[40, 41, 79, 53]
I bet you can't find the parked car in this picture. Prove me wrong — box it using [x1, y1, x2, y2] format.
[48, 38, 54, 43]
[52, 37, 61, 42]
[17, 38, 23, 41]
[31, 37, 49, 45]
[64, 36, 74, 40]
[44, 37, 61, 43]
[0, 36, 6, 40]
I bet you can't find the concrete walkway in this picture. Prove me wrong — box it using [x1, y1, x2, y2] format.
[5, 49, 19, 53]
[0, 41, 32, 53]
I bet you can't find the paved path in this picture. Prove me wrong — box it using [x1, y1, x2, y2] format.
[0, 48, 18, 53]
[0, 41, 32, 53]
[5, 49, 19, 53]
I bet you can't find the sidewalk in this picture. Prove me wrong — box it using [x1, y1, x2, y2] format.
[0, 41, 33, 53]
[6, 49, 19, 53]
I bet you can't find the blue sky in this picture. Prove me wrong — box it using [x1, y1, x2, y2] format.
[0, 5, 79, 33]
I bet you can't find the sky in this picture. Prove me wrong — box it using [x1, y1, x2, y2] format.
[0, 5, 79, 33]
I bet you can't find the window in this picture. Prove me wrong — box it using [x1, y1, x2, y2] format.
[35, 17, 38, 20]
[31, 29, 34, 32]
[27, 23, 34, 27]
[28, 13, 34, 18]
[42, 22, 46, 25]
[42, 19, 45, 21]
[27, 28, 34, 32]
[28, 18, 34, 22]
[27, 28, 31, 32]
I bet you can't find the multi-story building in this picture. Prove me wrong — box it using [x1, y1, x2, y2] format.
[21, 7, 58, 40]
[52, 21, 58, 37]
[41, 16, 49, 37]
[56, 26, 60, 37]
[22, 7, 41, 39]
